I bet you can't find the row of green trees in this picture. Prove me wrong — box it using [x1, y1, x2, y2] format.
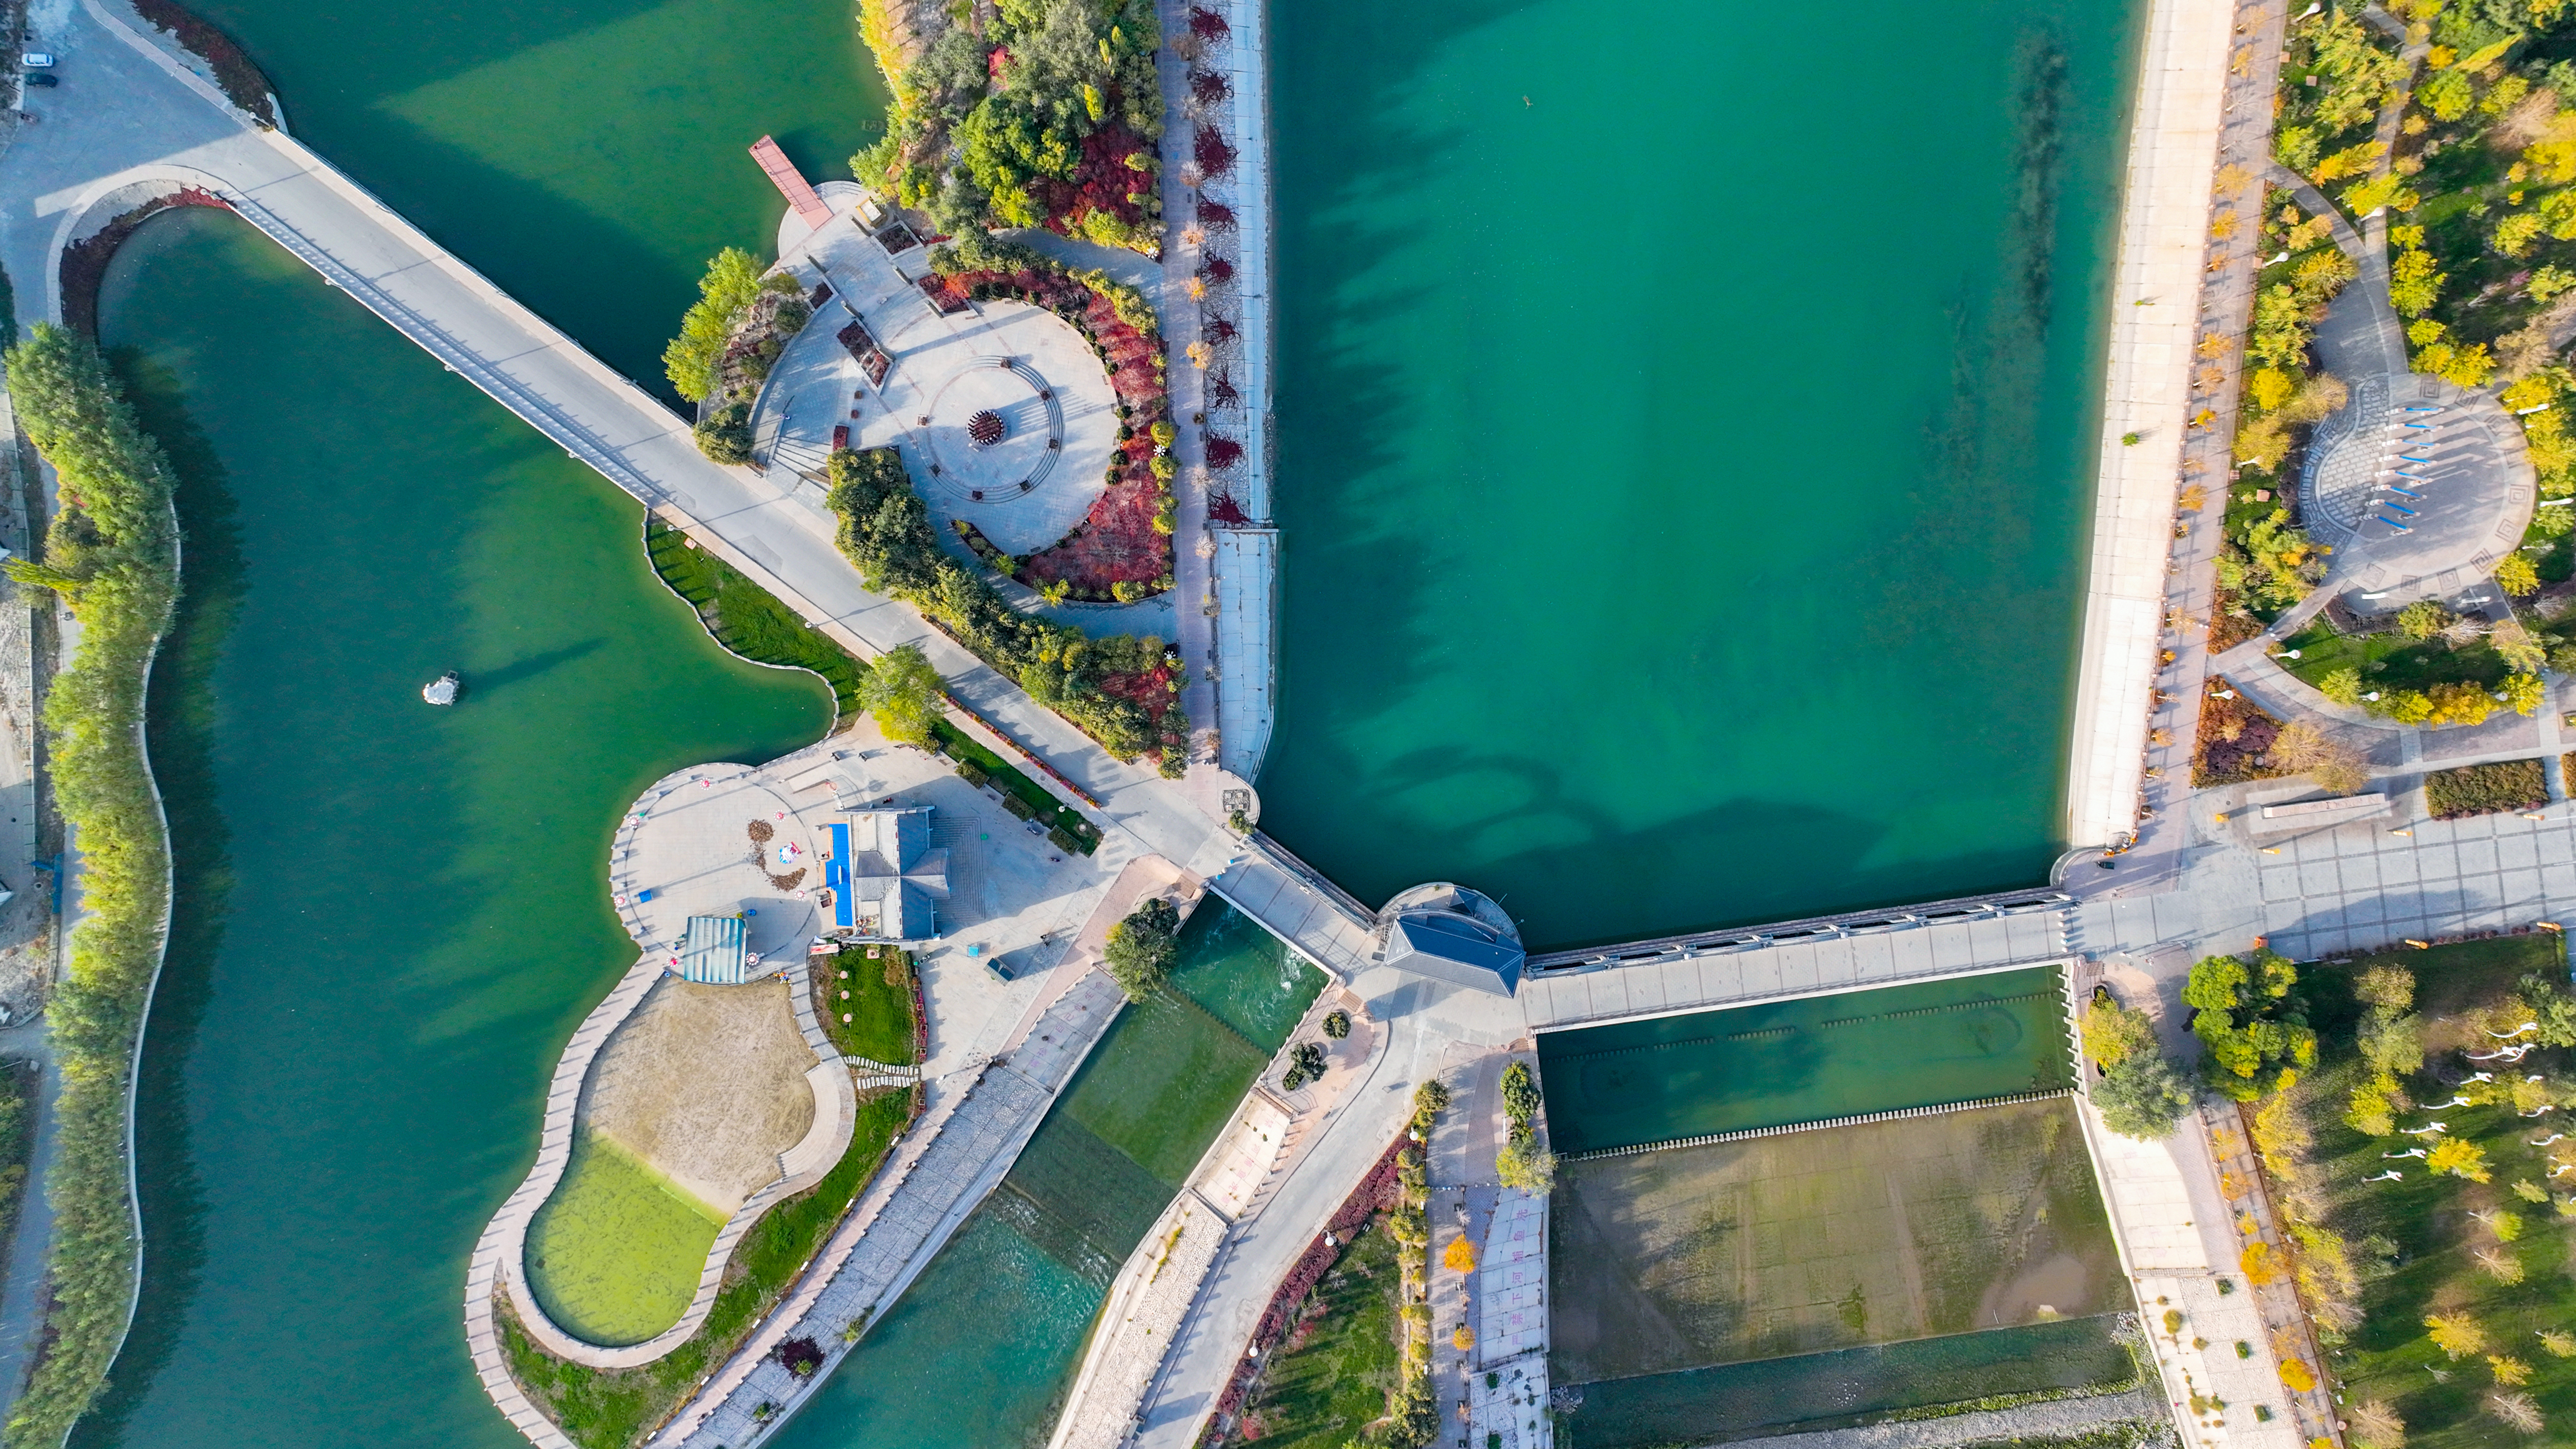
[826, 446, 1188, 773]
[0, 326, 181, 1448]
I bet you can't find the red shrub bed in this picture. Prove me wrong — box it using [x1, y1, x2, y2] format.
[1201, 1136, 1409, 1446]
[1032, 127, 1157, 239]
[1194, 126, 1237, 180]
[2193, 677, 2284, 786]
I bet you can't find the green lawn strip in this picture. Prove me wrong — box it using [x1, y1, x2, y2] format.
[644, 518, 862, 718]
[2423, 759, 2547, 820]
[2267, 939, 2575, 1449]
[927, 717, 1100, 854]
[644, 518, 1104, 855]
[524, 1131, 725, 1348]
[809, 946, 919, 1064]
[504, 1087, 916, 1449]
[2274, 621, 2508, 696]
[1238, 1218, 1401, 1448]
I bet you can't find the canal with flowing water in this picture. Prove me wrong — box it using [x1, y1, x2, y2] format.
[1258, 0, 2144, 947]
[66, 0, 2144, 1441]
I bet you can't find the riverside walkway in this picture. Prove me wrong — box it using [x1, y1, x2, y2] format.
[12, 0, 1233, 886]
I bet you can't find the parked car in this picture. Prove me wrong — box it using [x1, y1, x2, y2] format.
[19, 52, 52, 68]
[20, 73, 53, 87]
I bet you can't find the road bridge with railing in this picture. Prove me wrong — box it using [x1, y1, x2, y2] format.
[16, 0, 1232, 887]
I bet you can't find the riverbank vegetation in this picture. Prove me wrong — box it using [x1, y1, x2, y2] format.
[854, 0, 1164, 250]
[645, 517, 1101, 847]
[662, 248, 810, 461]
[827, 445, 1189, 773]
[503, 1087, 916, 1449]
[644, 518, 862, 719]
[2239, 935, 2576, 1448]
[813, 946, 921, 1064]
[924, 232, 1175, 602]
[0, 325, 179, 1449]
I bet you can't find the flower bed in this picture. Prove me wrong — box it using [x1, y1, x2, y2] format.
[923, 239, 1175, 601]
[1203, 1135, 1410, 1446]
[2193, 677, 2285, 786]
[2424, 758, 2547, 820]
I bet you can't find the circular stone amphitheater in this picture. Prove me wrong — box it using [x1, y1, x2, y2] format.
[2300, 369, 2536, 610]
[750, 189, 1124, 556]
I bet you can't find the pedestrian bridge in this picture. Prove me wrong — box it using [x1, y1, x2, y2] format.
[16, 0, 1229, 881]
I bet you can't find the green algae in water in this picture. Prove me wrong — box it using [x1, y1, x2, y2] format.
[768, 903, 1319, 1449]
[523, 1130, 725, 1348]
[1536, 966, 2077, 1154]
[91, 204, 827, 1449]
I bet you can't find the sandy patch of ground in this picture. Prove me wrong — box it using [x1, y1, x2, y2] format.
[581, 976, 818, 1214]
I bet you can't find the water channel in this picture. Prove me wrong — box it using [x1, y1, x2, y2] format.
[67, 0, 2148, 1441]
[1258, 0, 2145, 947]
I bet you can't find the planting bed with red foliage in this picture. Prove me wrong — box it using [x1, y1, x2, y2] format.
[135, 0, 277, 123]
[2193, 677, 2285, 786]
[1030, 127, 1159, 241]
[921, 265, 1175, 600]
[62, 188, 230, 337]
[1201, 1135, 1410, 1447]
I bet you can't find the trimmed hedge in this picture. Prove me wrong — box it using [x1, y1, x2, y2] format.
[2424, 758, 2547, 821]
[0, 325, 181, 1448]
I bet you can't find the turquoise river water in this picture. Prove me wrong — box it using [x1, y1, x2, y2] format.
[68, 0, 2146, 1443]
[1259, 0, 2144, 946]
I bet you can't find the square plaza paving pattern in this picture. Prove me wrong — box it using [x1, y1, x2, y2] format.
[2248, 804, 2576, 957]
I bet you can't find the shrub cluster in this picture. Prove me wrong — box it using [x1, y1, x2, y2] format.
[1102, 895, 1179, 1001]
[663, 248, 813, 465]
[826, 446, 1188, 772]
[2425, 757, 2548, 818]
[1494, 1060, 1556, 1193]
[0, 326, 181, 1449]
[854, 0, 1163, 250]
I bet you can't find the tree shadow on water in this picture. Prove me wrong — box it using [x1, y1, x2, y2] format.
[72, 350, 247, 1444]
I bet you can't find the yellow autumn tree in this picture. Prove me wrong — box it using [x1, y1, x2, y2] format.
[2430, 1137, 2494, 1183]
[2428, 1311, 2489, 1359]
[1443, 1235, 1478, 1274]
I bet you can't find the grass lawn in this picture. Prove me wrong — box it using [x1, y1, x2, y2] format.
[811, 945, 919, 1064]
[645, 518, 863, 718]
[505, 1088, 915, 1448]
[2263, 936, 2576, 1449]
[523, 1130, 726, 1347]
[1238, 1217, 1401, 1448]
[2274, 620, 2508, 697]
